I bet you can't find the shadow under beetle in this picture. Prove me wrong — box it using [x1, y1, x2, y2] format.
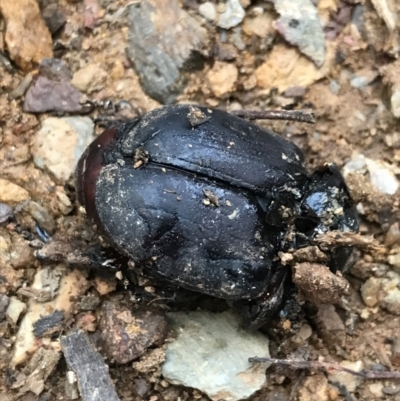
[76, 104, 359, 330]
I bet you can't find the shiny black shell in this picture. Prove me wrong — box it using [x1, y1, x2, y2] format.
[76, 104, 358, 327]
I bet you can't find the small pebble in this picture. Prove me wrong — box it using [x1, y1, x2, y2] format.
[56, 190, 73, 216]
[206, 61, 238, 98]
[65, 371, 79, 400]
[217, 0, 245, 29]
[0, 295, 10, 321]
[368, 382, 384, 398]
[366, 158, 399, 195]
[6, 296, 27, 325]
[32, 117, 94, 181]
[385, 223, 400, 247]
[100, 302, 168, 364]
[273, 0, 326, 67]
[0, 203, 13, 224]
[39, 58, 72, 82]
[0, 179, 30, 205]
[71, 63, 108, 93]
[350, 71, 378, 89]
[25, 201, 56, 234]
[298, 374, 328, 401]
[24, 76, 85, 113]
[361, 277, 380, 307]
[0, 0, 53, 71]
[328, 360, 364, 392]
[198, 2, 216, 21]
[343, 154, 399, 196]
[388, 252, 400, 271]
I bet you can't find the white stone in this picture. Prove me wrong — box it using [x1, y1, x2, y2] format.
[343, 154, 399, 196]
[199, 2, 216, 21]
[162, 311, 269, 401]
[390, 90, 400, 118]
[217, 0, 245, 29]
[365, 158, 399, 195]
[6, 296, 26, 325]
[32, 117, 94, 182]
[369, 382, 384, 398]
[342, 154, 368, 176]
[328, 360, 364, 392]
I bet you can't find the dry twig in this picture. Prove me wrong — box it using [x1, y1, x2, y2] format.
[249, 357, 400, 380]
[313, 231, 381, 252]
[231, 109, 316, 124]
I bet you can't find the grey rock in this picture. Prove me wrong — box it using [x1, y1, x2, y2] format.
[39, 0, 66, 35]
[351, 4, 366, 38]
[313, 304, 346, 347]
[0, 203, 13, 224]
[78, 295, 101, 311]
[217, 0, 245, 29]
[39, 58, 72, 82]
[32, 116, 94, 181]
[283, 86, 306, 98]
[133, 378, 151, 398]
[330, 80, 340, 94]
[127, 0, 208, 103]
[273, 0, 326, 67]
[25, 201, 56, 234]
[350, 70, 378, 89]
[24, 76, 84, 113]
[162, 311, 270, 401]
[267, 386, 290, 401]
[0, 294, 10, 321]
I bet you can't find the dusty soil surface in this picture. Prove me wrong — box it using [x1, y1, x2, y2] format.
[1, 0, 400, 400]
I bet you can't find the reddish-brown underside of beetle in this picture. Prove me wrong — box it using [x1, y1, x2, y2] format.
[75, 127, 118, 223]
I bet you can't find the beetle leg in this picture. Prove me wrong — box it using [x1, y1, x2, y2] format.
[229, 267, 289, 330]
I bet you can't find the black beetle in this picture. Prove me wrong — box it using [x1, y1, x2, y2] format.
[76, 104, 359, 329]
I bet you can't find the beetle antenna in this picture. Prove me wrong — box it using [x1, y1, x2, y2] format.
[231, 109, 316, 124]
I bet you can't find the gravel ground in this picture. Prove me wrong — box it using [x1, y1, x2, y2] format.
[1, 1, 400, 400]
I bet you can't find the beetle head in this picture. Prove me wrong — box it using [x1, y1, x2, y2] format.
[295, 163, 359, 270]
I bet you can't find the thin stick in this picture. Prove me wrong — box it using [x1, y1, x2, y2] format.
[249, 357, 400, 380]
[231, 109, 316, 124]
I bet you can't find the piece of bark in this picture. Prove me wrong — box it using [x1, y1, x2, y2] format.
[16, 347, 60, 396]
[61, 330, 121, 401]
[33, 310, 64, 337]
